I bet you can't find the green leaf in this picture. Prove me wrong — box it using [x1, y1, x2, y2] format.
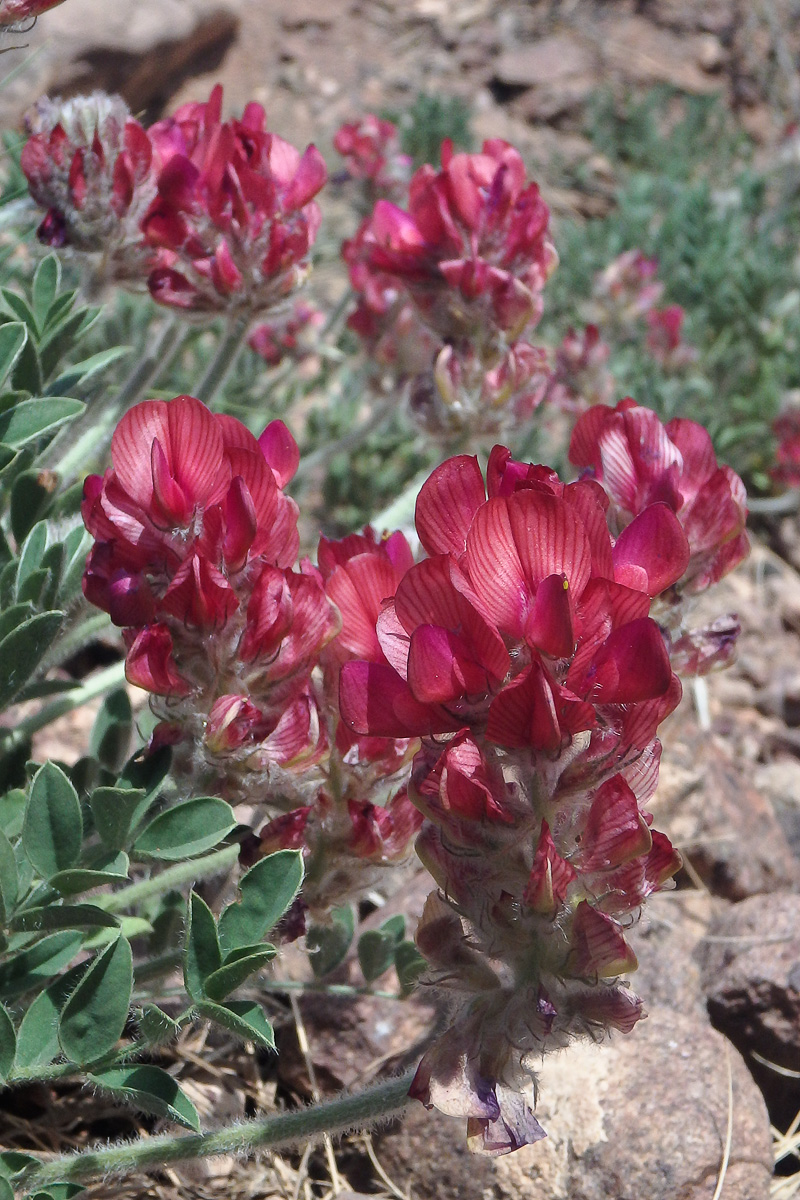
[49, 346, 129, 395]
[0, 610, 63, 710]
[58, 526, 91, 605]
[0, 1176, 11, 1200]
[203, 946, 276, 1002]
[89, 1065, 200, 1131]
[394, 941, 426, 995]
[307, 906, 355, 978]
[0, 322, 27, 388]
[0, 601, 34, 643]
[49, 852, 129, 896]
[23, 762, 82, 878]
[15, 520, 47, 592]
[133, 796, 235, 861]
[0, 1150, 37, 1181]
[380, 914, 406, 943]
[136, 1004, 180, 1047]
[196, 999, 275, 1049]
[183, 891, 222, 1003]
[89, 688, 132, 773]
[218, 849, 304, 952]
[0, 396, 83, 447]
[357, 929, 396, 984]
[82, 916, 151, 950]
[32, 255, 61, 328]
[90, 786, 152, 853]
[29, 1185, 85, 1200]
[0, 1003, 15, 1082]
[0, 931, 82, 1001]
[14, 966, 86, 1070]
[117, 744, 171, 801]
[0, 828, 18, 924]
[10, 905, 119, 933]
[58, 936, 133, 1063]
[0, 789, 25, 838]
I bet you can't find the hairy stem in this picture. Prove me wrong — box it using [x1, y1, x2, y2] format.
[15, 1069, 417, 1191]
[42, 316, 186, 480]
[96, 843, 240, 913]
[5, 659, 126, 742]
[195, 314, 250, 406]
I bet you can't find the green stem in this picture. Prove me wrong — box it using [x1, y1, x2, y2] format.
[293, 399, 394, 487]
[41, 610, 113, 672]
[4, 660, 126, 743]
[15, 1069, 417, 1191]
[41, 317, 186, 480]
[96, 844, 240, 914]
[195, 314, 250, 406]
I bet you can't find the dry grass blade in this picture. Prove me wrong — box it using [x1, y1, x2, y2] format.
[710, 1046, 733, 1200]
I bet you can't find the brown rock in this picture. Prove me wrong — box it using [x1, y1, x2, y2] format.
[638, 0, 736, 35]
[627, 890, 711, 1015]
[698, 891, 800, 1127]
[653, 726, 798, 899]
[496, 1008, 772, 1200]
[3, 0, 241, 124]
[378, 1009, 772, 1200]
[598, 16, 724, 94]
[493, 36, 594, 89]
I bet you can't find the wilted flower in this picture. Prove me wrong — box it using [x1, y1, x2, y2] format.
[142, 85, 327, 315]
[21, 93, 154, 283]
[594, 249, 663, 328]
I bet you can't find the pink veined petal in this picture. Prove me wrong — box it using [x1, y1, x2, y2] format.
[525, 572, 574, 658]
[507, 489, 593, 600]
[464, 496, 528, 636]
[665, 416, 717, 498]
[407, 623, 488, 704]
[166, 395, 228, 507]
[258, 419, 300, 487]
[339, 660, 460, 737]
[568, 404, 615, 474]
[375, 601, 411, 677]
[485, 660, 562, 751]
[281, 143, 328, 209]
[571, 903, 637, 978]
[222, 475, 258, 571]
[573, 986, 643, 1034]
[326, 554, 399, 660]
[578, 775, 653, 872]
[150, 436, 191, 526]
[415, 454, 486, 558]
[612, 503, 690, 595]
[523, 819, 576, 914]
[584, 617, 673, 704]
[112, 399, 172, 509]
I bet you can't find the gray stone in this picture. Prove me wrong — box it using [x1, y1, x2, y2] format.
[698, 891, 800, 1127]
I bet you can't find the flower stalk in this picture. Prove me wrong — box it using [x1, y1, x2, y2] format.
[14, 1069, 418, 1192]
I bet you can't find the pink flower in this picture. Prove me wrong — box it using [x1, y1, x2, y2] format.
[142, 85, 327, 315]
[569, 398, 749, 597]
[334, 114, 412, 199]
[545, 324, 614, 413]
[1, 0, 67, 26]
[347, 139, 556, 345]
[247, 301, 324, 367]
[645, 305, 696, 368]
[82, 396, 334, 771]
[21, 93, 154, 276]
[772, 409, 800, 487]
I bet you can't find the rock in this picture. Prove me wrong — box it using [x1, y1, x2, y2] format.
[493, 36, 595, 90]
[496, 1008, 772, 1200]
[627, 890, 712, 1016]
[698, 891, 800, 1127]
[638, 0, 736, 36]
[492, 35, 598, 123]
[597, 16, 724, 95]
[753, 757, 800, 858]
[2, 0, 241, 124]
[377, 1009, 772, 1200]
[653, 724, 798, 899]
